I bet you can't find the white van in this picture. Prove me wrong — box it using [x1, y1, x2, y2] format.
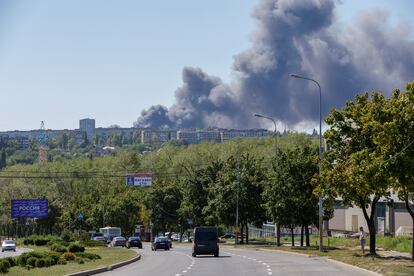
[100, 227, 122, 243]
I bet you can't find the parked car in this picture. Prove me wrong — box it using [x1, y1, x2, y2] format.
[91, 232, 106, 242]
[93, 236, 107, 242]
[2, 240, 16, 252]
[126, 237, 143, 249]
[220, 233, 236, 239]
[110, 236, 126, 247]
[152, 237, 170, 251]
[192, 226, 219, 257]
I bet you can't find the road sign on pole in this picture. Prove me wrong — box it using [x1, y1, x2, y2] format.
[126, 173, 153, 187]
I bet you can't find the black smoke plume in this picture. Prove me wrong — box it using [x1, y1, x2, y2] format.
[134, 0, 414, 129]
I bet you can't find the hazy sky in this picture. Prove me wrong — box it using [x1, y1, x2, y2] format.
[1, 0, 413, 131]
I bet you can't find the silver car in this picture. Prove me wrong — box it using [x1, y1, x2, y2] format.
[1, 240, 16, 252]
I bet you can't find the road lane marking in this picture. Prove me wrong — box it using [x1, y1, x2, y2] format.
[223, 251, 273, 276]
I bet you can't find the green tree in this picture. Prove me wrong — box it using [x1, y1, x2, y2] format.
[0, 149, 6, 170]
[144, 180, 182, 236]
[321, 92, 391, 255]
[373, 81, 414, 260]
[208, 153, 267, 244]
[265, 145, 318, 247]
[179, 160, 223, 227]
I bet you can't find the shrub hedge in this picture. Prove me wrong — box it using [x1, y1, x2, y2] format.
[74, 252, 101, 260]
[0, 260, 11, 274]
[68, 243, 85, 253]
[61, 252, 76, 261]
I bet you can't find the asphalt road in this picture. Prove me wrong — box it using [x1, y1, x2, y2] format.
[102, 243, 374, 276]
[0, 247, 32, 259]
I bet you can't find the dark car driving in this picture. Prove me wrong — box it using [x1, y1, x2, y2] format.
[126, 237, 143, 249]
[192, 226, 219, 257]
[151, 237, 170, 251]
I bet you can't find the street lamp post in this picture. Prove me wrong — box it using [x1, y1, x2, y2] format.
[290, 73, 324, 252]
[253, 113, 281, 246]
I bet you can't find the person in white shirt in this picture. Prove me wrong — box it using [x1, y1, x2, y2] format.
[359, 226, 366, 255]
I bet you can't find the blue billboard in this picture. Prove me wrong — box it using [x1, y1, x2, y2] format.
[11, 199, 49, 219]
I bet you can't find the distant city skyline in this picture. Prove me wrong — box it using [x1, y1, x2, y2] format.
[1, 0, 413, 132]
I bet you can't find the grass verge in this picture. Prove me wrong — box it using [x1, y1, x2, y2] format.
[7, 247, 138, 276]
[228, 244, 414, 276]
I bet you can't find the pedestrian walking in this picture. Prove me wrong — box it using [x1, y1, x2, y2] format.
[359, 226, 366, 255]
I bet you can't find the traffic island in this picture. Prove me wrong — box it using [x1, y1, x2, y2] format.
[6, 247, 139, 276]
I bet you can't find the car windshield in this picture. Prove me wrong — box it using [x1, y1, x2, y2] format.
[115, 237, 125, 240]
[130, 237, 140, 240]
[94, 233, 103, 237]
[195, 232, 217, 241]
[156, 237, 168, 242]
[4, 240, 15, 244]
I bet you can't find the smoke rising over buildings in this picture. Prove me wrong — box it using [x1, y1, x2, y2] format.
[134, 0, 414, 129]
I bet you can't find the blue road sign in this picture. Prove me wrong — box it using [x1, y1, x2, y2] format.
[126, 175, 134, 185]
[11, 199, 48, 219]
[77, 213, 84, 221]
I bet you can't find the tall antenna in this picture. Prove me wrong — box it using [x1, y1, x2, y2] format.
[38, 121, 48, 162]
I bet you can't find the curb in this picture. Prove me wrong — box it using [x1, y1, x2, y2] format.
[326, 258, 381, 276]
[65, 254, 141, 276]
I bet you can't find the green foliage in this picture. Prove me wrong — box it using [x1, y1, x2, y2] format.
[61, 229, 75, 242]
[0, 259, 11, 274]
[1, 258, 16, 268]
[57, 258, 67, 265]
[79, 240, 106, 247]
[77, 259, 85, 264]
[50, 243, 67, 253]
[322, 91, 395, 254]
[34, 258, 46, 268]
[61, 252, 76, 261]
[379, 236, 412, 253]
[26, 257, 37, 268]
[17, 251, 48, 267]
[25, 235, 59, 246]
[0, 149, 6, 170]
[264, 144, 319, 229]
[75, 252, 101, 260]
[68, 243, 85, 253]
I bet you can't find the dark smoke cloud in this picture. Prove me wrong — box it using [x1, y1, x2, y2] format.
[134, 0, 414, 129]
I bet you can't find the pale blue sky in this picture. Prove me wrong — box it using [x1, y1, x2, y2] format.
[1, 0, 413, 131]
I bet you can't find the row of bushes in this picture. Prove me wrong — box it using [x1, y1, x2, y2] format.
[49, 242, 85, 253]
[0, 249, 101, 274]
[19, 235, 60, 246]
[19, 234, 106, 249]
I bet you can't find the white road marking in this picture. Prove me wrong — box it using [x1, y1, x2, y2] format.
[268, 273, 273, 275]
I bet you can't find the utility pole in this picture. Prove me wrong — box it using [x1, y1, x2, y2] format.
[253, 113, 281, 246]
[235, 138, 240, 245]
[290, 73, 324, 252]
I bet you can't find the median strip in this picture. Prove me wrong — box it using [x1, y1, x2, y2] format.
[65, 254, 141, 276]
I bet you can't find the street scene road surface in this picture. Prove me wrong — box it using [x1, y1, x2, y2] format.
[0, 247, 31, 259]
[102, 243, 373, 276]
